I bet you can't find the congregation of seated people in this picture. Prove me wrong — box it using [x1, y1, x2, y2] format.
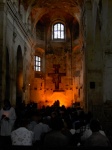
[0, 100, 112, 150]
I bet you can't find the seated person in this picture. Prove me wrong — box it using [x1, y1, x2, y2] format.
[27, 111, 38, 131]
[43, 116, 69, 148]
[32, 112, 51, 145]
[81, 120, 106, 143]
[11, 118, 34, 146]
[84, 119, 111, 147]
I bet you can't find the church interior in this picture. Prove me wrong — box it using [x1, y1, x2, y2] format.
[0, 0, 112, 135]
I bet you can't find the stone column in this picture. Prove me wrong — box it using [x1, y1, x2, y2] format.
[0, 1, 7, 107]
[84, 0, 94, 111]
[103, 0, 112, 102]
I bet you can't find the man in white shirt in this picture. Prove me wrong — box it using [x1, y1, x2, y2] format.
[0, 100, 16, 136]
[0, 100, 16, 146]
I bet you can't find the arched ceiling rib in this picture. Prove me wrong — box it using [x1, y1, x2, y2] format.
[21, 0, 84, 28]
[22, 0, 84, 9]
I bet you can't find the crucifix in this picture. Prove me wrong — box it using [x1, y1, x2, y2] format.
[48, 64, 66, 90]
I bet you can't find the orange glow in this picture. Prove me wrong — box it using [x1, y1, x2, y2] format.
[48, 92, 72, 107]
[31, 86, 79, 109]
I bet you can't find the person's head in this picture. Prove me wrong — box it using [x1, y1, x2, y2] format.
[20, 118, 30, 128]
[30, 111, 42, 123]
[4, 100, 11, 106]
[51, 117, 64, 131]
[3, 100, 11, 110]
[90, 119, 101, 132]
[51, 111, 57, 118]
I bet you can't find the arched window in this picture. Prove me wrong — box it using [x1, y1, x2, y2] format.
[52, 23, 65, 40]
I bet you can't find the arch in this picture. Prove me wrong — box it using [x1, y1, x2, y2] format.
[16, 45, 23, 106]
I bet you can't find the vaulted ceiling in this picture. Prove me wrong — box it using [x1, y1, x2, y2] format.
[21, 0, 84, 28]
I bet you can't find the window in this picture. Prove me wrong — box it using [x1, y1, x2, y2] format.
[52, 23, 65, 39]
[34, 56, 41, 71]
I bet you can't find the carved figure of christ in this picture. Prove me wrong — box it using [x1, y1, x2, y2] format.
[48, 64, 66, 90]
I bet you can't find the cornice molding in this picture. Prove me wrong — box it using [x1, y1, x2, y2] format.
[7, 0, 34, 46]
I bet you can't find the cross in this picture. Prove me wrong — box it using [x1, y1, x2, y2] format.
[48, 64, 66, 90]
